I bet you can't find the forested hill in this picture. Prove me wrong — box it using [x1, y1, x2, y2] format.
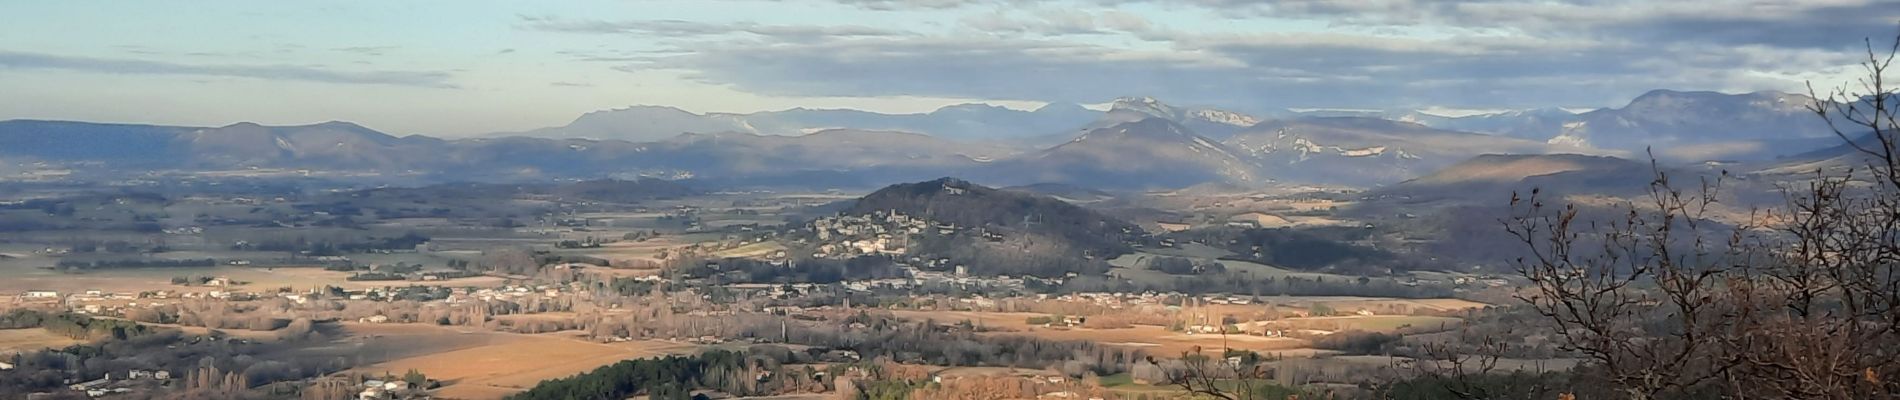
[846, 177, 1142, 254]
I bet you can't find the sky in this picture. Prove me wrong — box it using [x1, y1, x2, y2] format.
[0, 0, 1895, 136]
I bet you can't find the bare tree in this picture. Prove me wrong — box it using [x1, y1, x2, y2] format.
[1153, 348, 1271, 400]
[1509, 29, 1900, 399]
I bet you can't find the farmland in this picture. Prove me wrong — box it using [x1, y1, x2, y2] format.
[340, 324, 699, 400]
[0, 328, 82, 353]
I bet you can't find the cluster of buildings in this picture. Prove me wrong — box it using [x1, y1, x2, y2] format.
[64, 369, 171, 398]
[448, 284, 578, 303]
[356, 379, 419, 400]
[806, 211, 931, 258]
[1045, 291, 1179, 309]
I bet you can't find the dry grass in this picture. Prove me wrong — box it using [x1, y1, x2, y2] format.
[1271, 315, 1464, 333]
[892, 310, 1309, 356]
[0, 265, 504, 295]
[342, 324, 697, 400]
[0, 328, 82, 353]
[710, 241, 787, 258]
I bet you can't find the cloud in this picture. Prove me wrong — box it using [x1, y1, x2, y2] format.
[330, 46, 399, 56]
[0, 51, 457, 88]
[634, 23, 1870, 111]
[550, 81, 595, 87]
[552, 0, 1899, 111]
[804, 0, 1899, 51]
[1133, 0, 1899, 51]
[519, 15, 910, 40]
[958, 8, 1155, 36]
[829, 0, 1003, 10]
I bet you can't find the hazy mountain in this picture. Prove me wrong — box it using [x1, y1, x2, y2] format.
[0, 116, 1580, 190]
[1753, 131, 1887, 176]
[520, 106, 754, 142]
[335, 179, 698, 205]
[0, 119, 1022, 187]
[1551, 90, 1830, 155]
[1397, 108, 1578, 139]
[1355, 91, 1839, 162]
[0, 120, 195, 165]
[992, 118, 1262, 189]
[0, 88, 1847, 189]
[1104, 97, 1261, 140]
[508, 102, 1100, 143]
[177, 121, 441, 170]
[0, 120, 442, 171]
[616, 129, 1016, 185]
[1224, 117, 1591, 186]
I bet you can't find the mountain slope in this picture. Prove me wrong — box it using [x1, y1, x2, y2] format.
[1224, 117, 1592, 186]
[1102, 97, 1261, 140]
[179, 121, 429, 169]
[994, 117, 1262, 189]
[1366, 153, 1655, 206]
[1554, 90, 1828, 152]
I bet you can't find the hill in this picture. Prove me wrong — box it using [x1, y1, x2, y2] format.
[1753, 131, 1886, 176]
[1365, 153, 1669, 209]
[846, 178, 1143, 273]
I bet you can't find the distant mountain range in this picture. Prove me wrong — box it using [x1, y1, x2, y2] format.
[510, 102, 1100, 144]
[0, 89, 1856, 190]
[989, 118, 1263, 188]
[1401, 90, 1837, 160]
[506, 90, 1840, 161]
[1227, 117, 1590, 186]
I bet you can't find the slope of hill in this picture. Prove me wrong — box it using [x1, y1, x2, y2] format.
[1002, 183, 1117, 204]
[846, 177, 1143, 264]
[1404, 153, 1638, 185]
[994, 117, 1262, 189]
[1753, 131, 1885, 176]
[1380, 153, 1653, 202]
